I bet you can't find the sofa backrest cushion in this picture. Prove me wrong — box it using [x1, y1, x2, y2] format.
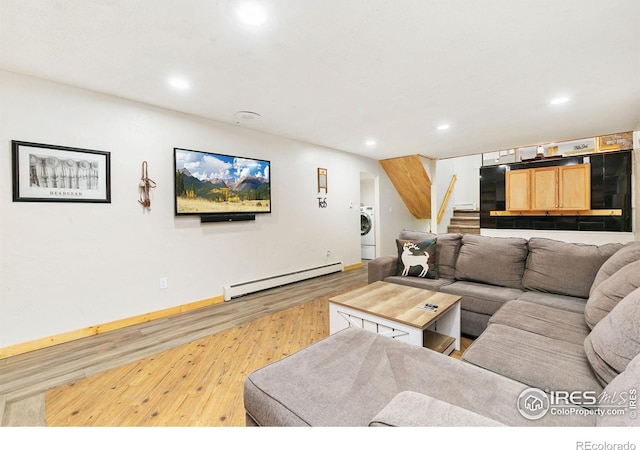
[399, 230, 462, 280]
[522, 238, 622, 299]
[584, 259, 640, 329]
[590, 241, 640, 295]
[584, 287, 640, 387]
[399, 229, 435, 242]
[432, 233, 462, 280]
[454, 234, 528, 289]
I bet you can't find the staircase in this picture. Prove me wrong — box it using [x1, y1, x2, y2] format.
[447, 209, 480, 235]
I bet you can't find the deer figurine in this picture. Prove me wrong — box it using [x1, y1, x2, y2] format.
[400, 242, 430, 277]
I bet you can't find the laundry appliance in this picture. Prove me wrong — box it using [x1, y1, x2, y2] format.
[360, 206, 375, 260]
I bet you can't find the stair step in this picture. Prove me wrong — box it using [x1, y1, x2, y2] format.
[448, 225, 481, 234]
[449, 208, 480, 234]
[450, 222, 479, 228]
[450, 217, 479, 224]
[1, 393, 46, 426]
[448, 224, 480, 229]
[452, 210, 480, 218]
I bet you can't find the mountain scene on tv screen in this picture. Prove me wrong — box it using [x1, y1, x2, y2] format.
[175, 150, 270, 214]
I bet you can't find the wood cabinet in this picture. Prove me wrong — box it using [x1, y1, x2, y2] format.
[530, 166, 558, 210]
[506, 163, 590, 212]
[556, 164, 591, 210]
[505, 168, 531, 211]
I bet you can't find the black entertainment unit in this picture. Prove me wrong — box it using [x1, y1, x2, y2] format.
[480, 149, 632, 232]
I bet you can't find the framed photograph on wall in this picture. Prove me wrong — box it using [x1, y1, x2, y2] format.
[317, 167, 327, 193]
[12, 140, 111, 203]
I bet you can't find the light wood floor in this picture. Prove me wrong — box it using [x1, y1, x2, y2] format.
[0, 264, 471, 426]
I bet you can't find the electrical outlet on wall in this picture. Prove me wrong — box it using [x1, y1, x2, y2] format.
[160, 277, 168, 289]
[326, 250, 331, 257]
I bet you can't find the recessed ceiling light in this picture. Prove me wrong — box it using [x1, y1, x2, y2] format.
[234, 110, 261, 121]
[365, 139, 377, 147]
[437, 124, 451, 131]
[550, 96, 569, 105]
[169, 78, 190, 90]
[234, 1, 267, 26]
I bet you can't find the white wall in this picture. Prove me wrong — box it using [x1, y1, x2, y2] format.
[375, 171, 427, 256]
[359, 177, 375, 207]
[0, 70, 419, 348]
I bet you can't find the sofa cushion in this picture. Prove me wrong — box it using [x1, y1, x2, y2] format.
[489, 300, 589, 346]
[399, 231, 462, 279]
[584, 287, 640, 387]
[522, 238, 622, 299]
[596, 352, 640, 426]
[516, 291, 586, 314]
[462, 323, 602, 394]
[395, 238, 438, 279]
[454, 235, 528, 289]
[384, 275, 453, 291]
[590, 241, 640, 295]
[440, 281, 523, 316]
[369, 391, 505, 427]
[244, 327, 593, 426]
[584, 259, 640, 330]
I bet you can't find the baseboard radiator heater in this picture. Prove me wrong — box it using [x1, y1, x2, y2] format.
[223, 262, 344, 301]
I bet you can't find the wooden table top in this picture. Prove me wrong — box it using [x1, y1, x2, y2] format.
[328, 281, 461, 329]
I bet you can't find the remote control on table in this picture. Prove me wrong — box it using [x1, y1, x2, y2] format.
[417, 303, 438, 311]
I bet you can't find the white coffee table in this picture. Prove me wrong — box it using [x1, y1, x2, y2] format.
[329, 281, 462, 354]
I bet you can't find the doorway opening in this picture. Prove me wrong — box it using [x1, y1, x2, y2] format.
[360, 172, 379, 260]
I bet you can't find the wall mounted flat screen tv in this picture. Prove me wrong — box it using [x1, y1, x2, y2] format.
[174, 147, 271, 216]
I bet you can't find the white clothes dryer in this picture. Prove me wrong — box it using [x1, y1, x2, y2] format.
[360, 206, 375, 259]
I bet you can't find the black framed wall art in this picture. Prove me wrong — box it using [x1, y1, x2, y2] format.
[12, 140, 111, 203]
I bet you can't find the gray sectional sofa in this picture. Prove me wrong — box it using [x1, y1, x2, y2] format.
[243, 231, 640, 426]
[368, 230, 623, 338]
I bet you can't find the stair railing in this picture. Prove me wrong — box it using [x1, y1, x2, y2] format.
[437, 174, 457, 224]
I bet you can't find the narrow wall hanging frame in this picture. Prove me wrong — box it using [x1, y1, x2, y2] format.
[317, 168, 327, 193]
[317, 168, 328, 207]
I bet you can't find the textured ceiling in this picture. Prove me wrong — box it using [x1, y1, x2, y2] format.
[1, 0, 639, 160]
